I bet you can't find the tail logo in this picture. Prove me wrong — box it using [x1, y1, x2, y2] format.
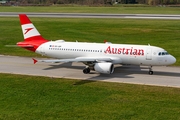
[24, 28, 33, 34]
[22, 24, 40, 39]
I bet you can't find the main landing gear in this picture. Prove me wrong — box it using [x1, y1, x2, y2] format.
[148, 66, 153, 75]
[83, 67, 90, 74]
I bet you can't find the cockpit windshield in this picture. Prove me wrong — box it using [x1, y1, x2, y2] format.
[158, 52, 169, 56]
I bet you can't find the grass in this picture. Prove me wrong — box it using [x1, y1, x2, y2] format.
[0, 6, 180, 14]
[0, 6, 180, 119]
[0, 73, 180, 119]
[0, 17, 179, 65]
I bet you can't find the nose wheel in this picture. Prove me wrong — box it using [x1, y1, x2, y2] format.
[148, 66, 153, 75]
[83, 67, 90, 74]
[149, 71, 153, 75]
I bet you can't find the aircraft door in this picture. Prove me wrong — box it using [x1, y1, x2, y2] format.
[146, 48, 152, 60]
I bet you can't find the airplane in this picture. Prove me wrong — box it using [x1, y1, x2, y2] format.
[17, 14, 176, 75]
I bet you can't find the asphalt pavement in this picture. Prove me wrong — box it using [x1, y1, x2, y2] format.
[0, 55, 180, 88]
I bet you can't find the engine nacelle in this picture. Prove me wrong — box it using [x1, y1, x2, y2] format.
[94, 63, 114, 74]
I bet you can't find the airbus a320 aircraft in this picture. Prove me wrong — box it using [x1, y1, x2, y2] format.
[17, 14, 176, 75]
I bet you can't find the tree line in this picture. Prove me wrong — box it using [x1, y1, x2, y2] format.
[2, 0, 180, 5]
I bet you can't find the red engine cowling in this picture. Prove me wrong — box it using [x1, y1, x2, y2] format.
[94, 63, 114, 74]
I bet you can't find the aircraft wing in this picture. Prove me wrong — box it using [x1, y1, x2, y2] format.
[32, 57, 113, 64]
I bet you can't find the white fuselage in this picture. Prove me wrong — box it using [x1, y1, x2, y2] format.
[36, 40, 176, 66]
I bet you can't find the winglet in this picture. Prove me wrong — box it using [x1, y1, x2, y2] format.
[32, 58, 38, 64]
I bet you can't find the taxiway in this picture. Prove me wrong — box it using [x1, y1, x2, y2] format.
[1, 12, 180, 19]
[0, 55, 180, 88]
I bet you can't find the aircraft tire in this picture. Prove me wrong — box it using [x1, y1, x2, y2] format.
[83, 68, 90, 74]
[149, 71, 153, 75]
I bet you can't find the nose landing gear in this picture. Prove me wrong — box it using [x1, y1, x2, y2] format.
[148, 66, 153, 75]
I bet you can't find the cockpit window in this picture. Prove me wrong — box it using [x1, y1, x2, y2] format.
[165, 52, 169, 55]
[158, 52, 169, 56]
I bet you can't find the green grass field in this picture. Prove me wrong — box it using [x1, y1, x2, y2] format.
[0, 73, 180, 120]
[0, 17, 179, 65]
[0, 6, 180, 14]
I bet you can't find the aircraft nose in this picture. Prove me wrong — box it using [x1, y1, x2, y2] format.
[169, 55, 176, 64]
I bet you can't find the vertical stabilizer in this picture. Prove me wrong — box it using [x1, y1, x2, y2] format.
[19, 14, 46, 41]
[17, 14, 48, 52]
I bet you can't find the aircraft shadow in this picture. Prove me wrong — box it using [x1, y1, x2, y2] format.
[43, 62, 84, 70]
[151, 71, 180, 77]
[75, 65, 180, 85]
[42, 63, 180, 85]
[113, 65, 180, 77]
[43, 63, 180, 77]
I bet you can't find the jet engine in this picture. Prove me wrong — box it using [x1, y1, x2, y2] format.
[94, 63, 114, 74]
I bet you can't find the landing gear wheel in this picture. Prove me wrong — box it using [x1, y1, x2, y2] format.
[148, 66, 153, 75]
[83, 68, 90, 74]
[149, 71, 153, 75]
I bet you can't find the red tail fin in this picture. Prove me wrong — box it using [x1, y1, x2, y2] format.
[17, 14, 48, 52]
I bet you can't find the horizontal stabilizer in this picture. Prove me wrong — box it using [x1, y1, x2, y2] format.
[5, 45, 19, 47]
[5, 45, 34, 48]
[17, 45, 34, 48]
